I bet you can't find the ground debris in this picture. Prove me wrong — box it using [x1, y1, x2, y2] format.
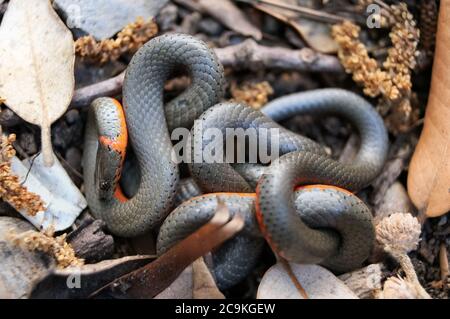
[0, 134, 45, 216]
[75, 17, 158, 64]
[231, 81, 274, 109]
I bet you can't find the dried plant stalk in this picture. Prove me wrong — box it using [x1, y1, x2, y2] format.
[230, 81, 274, 109]
[10, 228, 84, 268]
[75, 17, 158, 64]
[0, 134, 45, 216]
[332, 3, 420, 133]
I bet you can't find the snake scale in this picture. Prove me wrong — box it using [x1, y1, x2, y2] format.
[83, 34, 389, 289]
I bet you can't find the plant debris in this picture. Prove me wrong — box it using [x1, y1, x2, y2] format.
[0, 134, 45, 216]
[9, 227, 84, 268]
[75, 17, 159, 64]
[230, 81, 274, 109]
[376, 213, 431, 298]
[0, 0, 447, 300]
[332, 3, 420, 133]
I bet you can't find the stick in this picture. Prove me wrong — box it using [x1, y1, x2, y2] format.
[70, 41, 342, 108]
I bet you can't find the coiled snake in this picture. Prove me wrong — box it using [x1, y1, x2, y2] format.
[83, 34, 389, 289]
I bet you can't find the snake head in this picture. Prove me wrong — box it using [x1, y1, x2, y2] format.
[95, 141, 123, 200]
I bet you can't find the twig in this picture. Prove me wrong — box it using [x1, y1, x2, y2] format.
[54, 150, 83, 179]
[238, 0, 350, 24]
[70, 41, 342, 108]
[70, 72, 125, 108]
[215, 39, 343, 72]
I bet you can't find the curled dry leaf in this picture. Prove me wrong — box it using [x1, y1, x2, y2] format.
[0, 0, 75, 166]
[407, 2, 450, 218]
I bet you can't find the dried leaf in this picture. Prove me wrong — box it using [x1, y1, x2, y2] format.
[10, 153, 86, 232]
[407, 2, 450, 218]
[0, 0, 75, 166]
[174, 0, 262, 40]
[90, 205, 244, 299]
[155, 257, 225, 299]
[154, 265, 193, 299]
[192, 258, 225, 299]
[29, 255, 154, 299]
[257, 263, 358, 299]
[253, 0, 338, 53]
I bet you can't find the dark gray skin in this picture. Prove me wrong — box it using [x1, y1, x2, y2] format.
[83, 34, 225, 237]
[84, 34, 388, 288]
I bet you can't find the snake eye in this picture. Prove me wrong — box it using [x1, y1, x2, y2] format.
[100, 181, 110, 190]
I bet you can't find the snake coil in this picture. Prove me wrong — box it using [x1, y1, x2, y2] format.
[83, 34, 389, 289]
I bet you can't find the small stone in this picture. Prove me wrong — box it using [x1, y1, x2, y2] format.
[0, 107, 22, 127]
[198, 18, 224, 36]
[18, 132, 37, 155]
[257, 263, 358, 299]
[53, 0, 168, 40]
[438, 216, 447, 227]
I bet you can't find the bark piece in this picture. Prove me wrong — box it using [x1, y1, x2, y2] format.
[67, 218, 114, 264]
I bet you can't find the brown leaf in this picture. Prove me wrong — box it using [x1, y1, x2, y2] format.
[192, 258, 225, 299]
[407, 2, 450, 218]
[174, 0, 262, 40]
[90, 204, 244, 299]
[252, 0, 338, 53]
[155, 257, 225, 299]
[0, 0, 75, 166]
[154, 265, 193, 299]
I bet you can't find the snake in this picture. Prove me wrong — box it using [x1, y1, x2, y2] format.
[83, 34, 225, 237]
[83, 34, 389, 289]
